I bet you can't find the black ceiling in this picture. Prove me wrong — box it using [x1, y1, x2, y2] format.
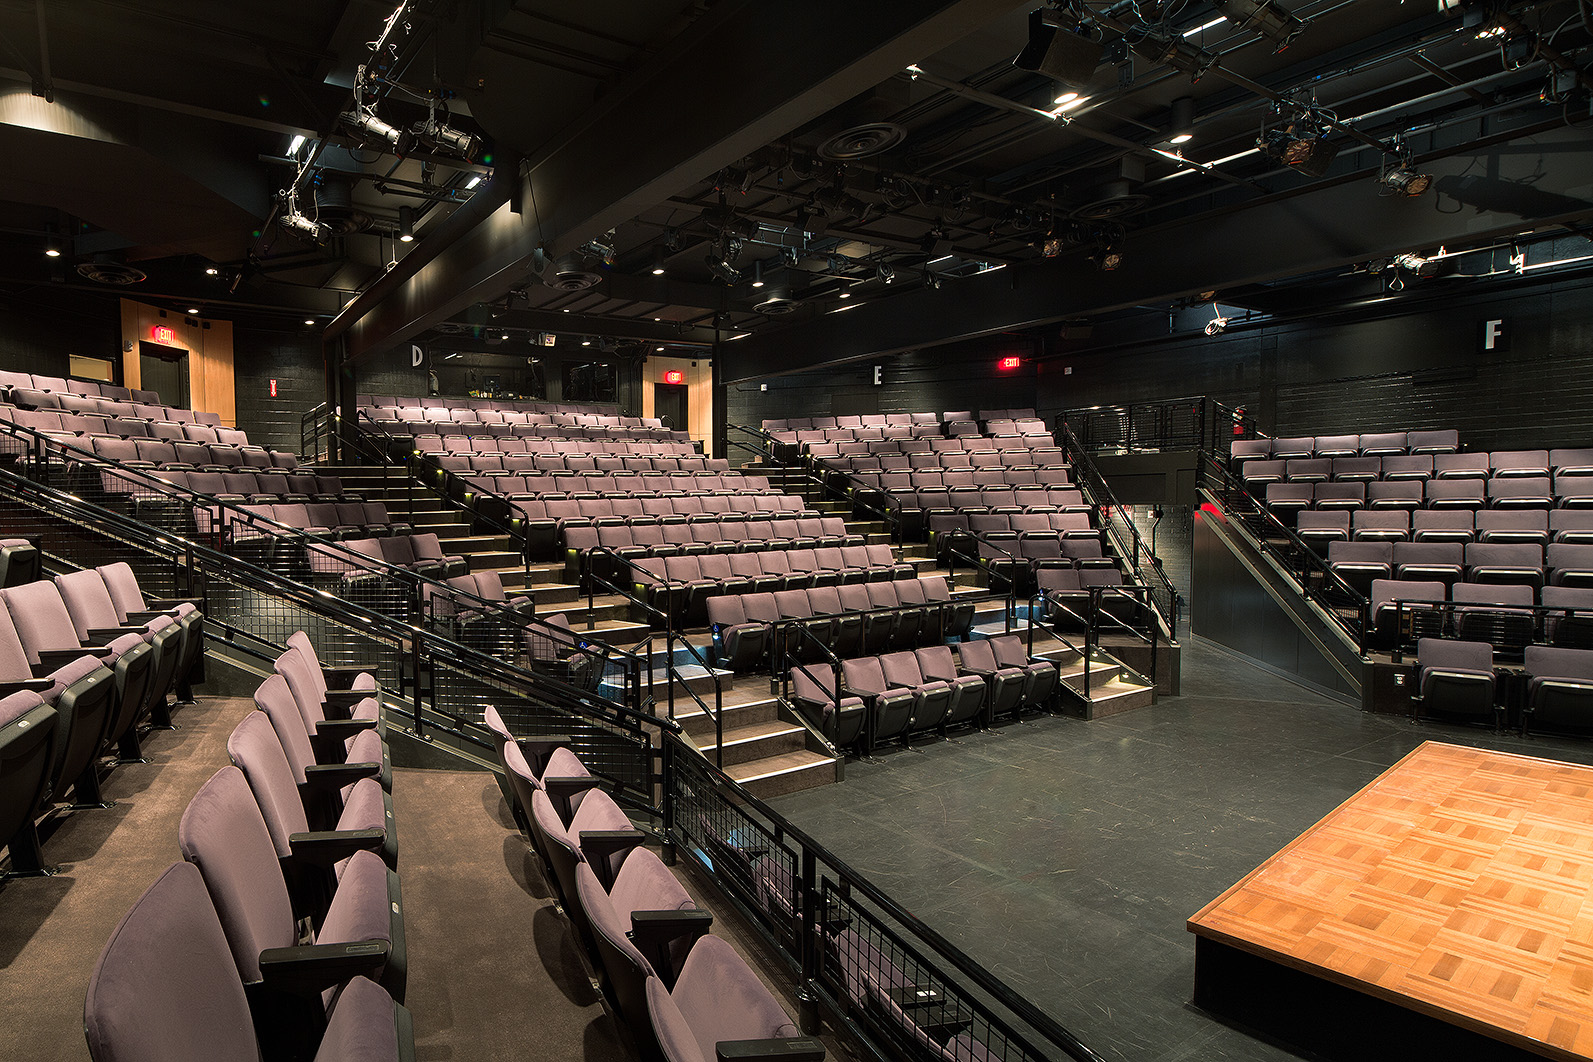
[0, 0, 1589, 363]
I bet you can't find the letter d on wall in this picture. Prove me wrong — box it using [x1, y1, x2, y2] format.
[411, 344, 424, 367]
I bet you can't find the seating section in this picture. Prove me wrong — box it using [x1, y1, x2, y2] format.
[85, 631, 409, 1061]
[485, 708, 823, 1062]
[359, 393, 684, 444]
[0, 372, 297, 469]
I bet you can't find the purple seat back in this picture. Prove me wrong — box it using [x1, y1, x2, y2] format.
[255, 673, 314, 783]
[53, 570, 123, 641]
[1, 580, 84, 662]
[1417, 637, 1493, 674]
[645, 935, 799, 1062]
[83, 861, 258, 1062]
[226, 710, 310, 858]
[1525, 645, 1593, 682]
[177, 766, 296, 980]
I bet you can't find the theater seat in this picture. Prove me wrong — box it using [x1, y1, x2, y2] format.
[84, 861, 412, 1062]
[644, 934, 823, 1062]
[1414, 638, 1498, 729]
[1524, 645, 1593, 735]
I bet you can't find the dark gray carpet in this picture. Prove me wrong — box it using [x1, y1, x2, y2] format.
[766, 637, 1593, 1062]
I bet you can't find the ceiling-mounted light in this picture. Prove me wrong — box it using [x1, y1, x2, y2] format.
[43, 227, 61, 258]
[287, 134, 306, 157]
[410, 102, 479, 161]
[752, 261, 764, 288]
[1167, 96, 1196, 145]
[204, 265, 219, 276]
[1134, 34, 1215, 80]
[186, 307, 199, 315]
[876, 263, 895, 284]
[651, 247, 667, 276]
[465, 174, 483, 189]
[1211, 0, 1305, 50]
[1205, 303, 1230, 335]
[1013, 8, 1104, 87]
[705, 252, 741, 284]
[1258, 123, 1338, 176]
[339, 108, 413, 154]
[837, 290, 852, 299]
[1379, 167, 1432, 197]
[303, 318, 315, 326]
[923, 269, 942, 291]
[278, 211, 326, 241]
[398, 206, 414, 243]
[1090, 244, 1123, 272]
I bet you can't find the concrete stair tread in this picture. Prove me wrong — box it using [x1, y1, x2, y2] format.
[696, 719, 806, 750]
[723, 749, 834, 784]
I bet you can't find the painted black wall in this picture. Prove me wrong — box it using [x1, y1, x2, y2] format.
[1036, 273, 1593, 452]
[725, 335, 1042, 430]
[0, 286, 121, 380]
[231, 325, 324, 453]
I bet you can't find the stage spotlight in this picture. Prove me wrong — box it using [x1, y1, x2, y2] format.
[398, 206, 414, 242]
[876, 263, 895, 284]
[340, 108, 413, 154]
[1259, 126, 1338, 176]
[279, 211, 326, 241]
[1212, 0, 1305, 50]
[1013, 8, 1104, 87]
[1090, 244, 1123, 271]
[412, 113, 479, 161]
[705, 253, 741, 284]
[1379, 167, 1432, 197]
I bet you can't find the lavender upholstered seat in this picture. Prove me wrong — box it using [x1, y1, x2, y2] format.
[644, 934, 817, 1062]
[55, 569, 181, 730]
[254, 673, 388, 796]
[788, 663, 866, 748]
[177, 765, 405, 1006]
[0, 690, 57, 878]
[84, 861, 411, 1062]
[97, 561, 204, 699]
[1524, 646, 1593, 733]
[529, 784, 633, 922]
[1415, 638, 1497, 727]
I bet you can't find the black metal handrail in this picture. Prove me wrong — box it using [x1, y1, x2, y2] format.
[1198, 451, 1370, 655]
[1056, 420, 1181, 639]
[665, 732, 1110, 1062]
[1059, 395, 1209, 454]
[301, 401, 336, 465]
[1387, 598, 1593, 662]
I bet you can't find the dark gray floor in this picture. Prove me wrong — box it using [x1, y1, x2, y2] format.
[768, 638, 1593, 1062]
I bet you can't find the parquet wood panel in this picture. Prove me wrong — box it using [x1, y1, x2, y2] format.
[1190, 742, 1593, 1061]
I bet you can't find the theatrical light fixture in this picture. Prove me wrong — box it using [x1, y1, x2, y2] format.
[1205, 304, 1230, 335]
[924, 269, 942, 291]
[705, 252, 741, 285]
[278, 211, 326, 241]
[340, 108, 413, 154]
[1379, 167, 1432, 197]
[1211, 0, 1304, 50]
[398, 206, 414, 242]
[1134, 33, 1215, 80]
[411, 103, 479, 162]
[1048, 92, 1090, 117]
[1258, 124, 1338, 177]
[1090, 244, 1123, 272]
[1168, 97, 1196, 145]
[1014, 8, 1104, 87]
[876, 264, 895, 284]
[287, 134, 306, 156]
[465, 174, 482, 189]
[204, 266, 219, 276]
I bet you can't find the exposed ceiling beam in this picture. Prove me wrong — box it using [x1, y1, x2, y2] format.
[720, 121, 1593, 383]
[327, 0, 1028, 362]
[454, 304, 720, 347]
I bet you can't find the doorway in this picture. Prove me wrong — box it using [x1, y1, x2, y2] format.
[653, 382, 688, 433]
[138, 341, 191, 408]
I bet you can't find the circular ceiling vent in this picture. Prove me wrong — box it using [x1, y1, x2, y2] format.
[817, 122, 907, 161]
[1071, 180, 1151, 220]
[312, 177, 371, 236]
[752, 288, 801, 314]
[546, 253, 604, 291]
[76, 257, 146, 285]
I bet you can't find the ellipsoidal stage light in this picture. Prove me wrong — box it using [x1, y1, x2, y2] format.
[1379, 167, 1432, 197]
[340, 108, 414, 155]
[705, 253, 741, 284]
[1259, 126, 1338, 176]
[1212, 0, 1305, 50]
[279, 211, 326, 241]
[412, 115, 479, 162]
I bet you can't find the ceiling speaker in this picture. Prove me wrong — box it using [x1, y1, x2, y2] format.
[1013, 10, 1103, 87]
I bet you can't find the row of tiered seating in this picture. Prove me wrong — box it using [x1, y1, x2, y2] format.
[1329, 541, 1593, 596]
[484, 707, 823, 1062]
[705, 577, 974, 670]
[84, 635, 410, 1061]
[637, 551, 921, 627]
[1, 561, 201, 880]
[1265, 477, 1593, 517]
[1367, 580, 1593, 652]
[786, 635, 1057, 752]
[1231, 430, 1460, 462]
[0, 370, 160, 404]
[1414, 638, 1593, 735]
[1298, 508, 1593, 553]
[76, 433, 297, 472]
[416, 436, 697, 458]
[361, 395, 683, 442]
[1240, 449, 1593, 485]
[765, 407, 1040, 432]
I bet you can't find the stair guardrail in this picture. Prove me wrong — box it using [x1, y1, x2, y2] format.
[1055, 420, 1181, 639]
[1198, 451, 1370, 655]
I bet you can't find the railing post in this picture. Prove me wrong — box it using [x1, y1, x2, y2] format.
[660, 735, 677, 865]
[797, 847, 821, 1035]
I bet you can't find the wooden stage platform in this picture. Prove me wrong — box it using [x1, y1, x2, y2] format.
[1189, 741, 1593, 1062]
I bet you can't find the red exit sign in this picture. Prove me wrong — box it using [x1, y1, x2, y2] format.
[998, 355, 1021, 370]
[663, 369, 685, 385]
[151, 325, 176, 345]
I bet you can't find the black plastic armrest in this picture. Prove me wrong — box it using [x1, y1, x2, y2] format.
[40, 647, 106, 668]
[316, 717, 378, 740]
[324, 689, 371, 707]
[629, 908, 714, 982]
[87, 626, 146, 641]
[715, 1038, 826, 1062]
[577, 829, 647, 889]
[257, 940, 391, 996]
[0, 677, 54, 696]
[126, 610, 175, 622]
[302, 761, 380, 793]
[543, 775, 601, 802]
[323, 667, 368, 690]
[288, 828, 386, 868]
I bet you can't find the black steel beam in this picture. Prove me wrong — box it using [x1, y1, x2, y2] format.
[328, 0, 1024, 363]
[454, 304, 720, 347]
[721, 122, 1593, 383]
